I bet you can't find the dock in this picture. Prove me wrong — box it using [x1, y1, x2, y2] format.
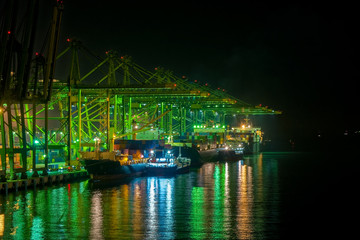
[0, 170, 89, 195]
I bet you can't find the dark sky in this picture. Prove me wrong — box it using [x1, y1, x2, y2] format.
[37, 0, 359, 142]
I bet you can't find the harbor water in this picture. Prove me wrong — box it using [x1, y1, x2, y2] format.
[1, 151, 358, 239]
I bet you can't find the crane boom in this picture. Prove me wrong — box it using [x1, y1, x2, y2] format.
[116, 109, 172, 138]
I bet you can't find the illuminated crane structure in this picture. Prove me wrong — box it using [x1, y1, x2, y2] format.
[0, 1, 280, 180]
[0, 0, 63, 179]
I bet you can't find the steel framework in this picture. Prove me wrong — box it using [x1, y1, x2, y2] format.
[0, 1, 280, 181]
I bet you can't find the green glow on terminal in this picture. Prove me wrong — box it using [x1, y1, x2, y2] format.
[194, 125, 225, 129]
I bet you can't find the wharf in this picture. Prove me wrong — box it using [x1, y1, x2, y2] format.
[0, 169, 89, 195]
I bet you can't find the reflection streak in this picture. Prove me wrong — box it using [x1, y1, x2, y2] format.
[132, 183, 142, 239]
[30, 216, 44, 240]
[0, 214, 4, 237]
[147, 178, 158, 239]
[165, 179, 174, 239]
[90, 191, 103, 240]
[224, 162, 230, 235]
[190, 187, 205, 239]
[237, 163, 254, 239]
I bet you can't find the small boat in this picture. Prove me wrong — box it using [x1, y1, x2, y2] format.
[146, 149, 177, 176]
[175, 156, 191, 174]
[146, 161, 178, 176]
[146, 148, 191, 176]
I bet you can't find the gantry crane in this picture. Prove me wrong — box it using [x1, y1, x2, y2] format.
[0, 0, 63, 179]
[1, 2, 281, 180]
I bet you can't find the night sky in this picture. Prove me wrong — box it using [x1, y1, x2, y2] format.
[37, 0, 359, 146]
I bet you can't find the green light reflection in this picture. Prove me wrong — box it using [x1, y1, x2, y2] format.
[30, 216, 44, 240]
[212, 164, 225, 238]
[0, 153, 281, 239]
[190, 187, 205, 239]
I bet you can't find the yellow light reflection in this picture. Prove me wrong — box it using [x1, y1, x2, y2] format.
[237, 164, 254, 239]
[119, 184, 130, 234]
[255, 153, 265, 235]
[90, 191, 103, 240]
[109, 188, 120, 234]
[132, 183, 143, 239]
[0, 214, 4, 237]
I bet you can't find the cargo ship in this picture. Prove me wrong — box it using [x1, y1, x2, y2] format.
[81, 140, 191, 180]
[226, 120, 263, 154]
[180, 120, 259, 162]
[217, 139, 244, 160]
[80, 151, 148, 181]
[186, 124, 240, 162]
[80, 139, 162, 180]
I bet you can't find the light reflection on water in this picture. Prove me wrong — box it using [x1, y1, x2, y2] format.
[0, 153, 281, 239]
[90, 191, 103, 240]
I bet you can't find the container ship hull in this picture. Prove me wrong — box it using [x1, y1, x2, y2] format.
[198, 149, 218, 162]
[81, 159, 146, 181]
[198, 148, 243, 162]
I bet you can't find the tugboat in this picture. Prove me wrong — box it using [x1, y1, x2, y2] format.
[175, 146, 191, 174]
[146, 149, 177, 176]
[146, 148, 191, 176]
[175, 156, 191, 174]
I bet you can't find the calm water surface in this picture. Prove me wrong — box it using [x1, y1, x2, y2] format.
[1, 152, 358, 239]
